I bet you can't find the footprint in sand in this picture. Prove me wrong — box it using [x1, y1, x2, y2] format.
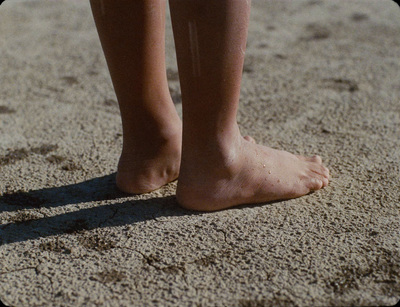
[0, 144, 58, 166]
[351, 12, 369, 22]
[0, 105, 15, 114]
[301, 23, 331, 41]
[60, 75, 79, 85]
[307, 0, 322, 6]
[321, 78, 359, 93]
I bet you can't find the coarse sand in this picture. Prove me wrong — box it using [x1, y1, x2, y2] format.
[1, 0, 399, 306]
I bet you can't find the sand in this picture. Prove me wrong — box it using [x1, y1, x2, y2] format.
[0, 0, 399, 306]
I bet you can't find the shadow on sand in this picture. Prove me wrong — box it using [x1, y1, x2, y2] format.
[0, 174, 197, 245]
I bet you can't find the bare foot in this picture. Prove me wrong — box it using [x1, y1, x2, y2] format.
[177, 133, 329, 211]
[116, 122, 182, 194]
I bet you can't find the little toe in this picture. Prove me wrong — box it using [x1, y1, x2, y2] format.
[322, 176, 329, 187]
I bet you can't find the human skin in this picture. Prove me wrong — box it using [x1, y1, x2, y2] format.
[90, 0, 330, 211]
[90, 0, 182, 193]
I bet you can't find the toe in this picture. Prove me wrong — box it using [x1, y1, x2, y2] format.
[322, 176, 329, 187]
[322, 166, 330, 178]
[308, 177, 324, 191]
[320, 165, 330, 179]
[297, 155, 322, 163]
[243, 135, 256, 143]
[311, 155, 323, 164]
[311, 164, 330, 178]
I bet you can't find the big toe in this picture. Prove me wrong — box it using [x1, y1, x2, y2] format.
[297, 155, 323, 164]
[311, 155, 323, 164]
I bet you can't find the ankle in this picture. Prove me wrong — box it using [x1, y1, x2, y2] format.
[180, 126, 243, 180]
[123, 125, 181, 153]
[120, 121, 181, 161]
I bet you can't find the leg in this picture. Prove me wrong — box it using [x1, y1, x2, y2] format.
[170, 0, 329, 211]
[90, 0, 181, 193]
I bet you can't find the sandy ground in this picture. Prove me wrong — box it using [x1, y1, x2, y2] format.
[1, 0, 399, 306]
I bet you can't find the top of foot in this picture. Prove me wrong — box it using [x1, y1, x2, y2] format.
[177, 135, 329, 211]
